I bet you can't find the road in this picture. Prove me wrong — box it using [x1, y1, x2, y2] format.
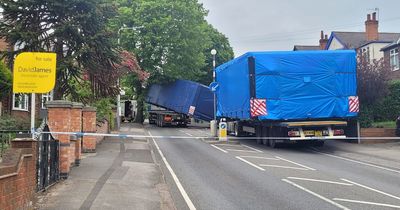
[145, 124, 400, 210]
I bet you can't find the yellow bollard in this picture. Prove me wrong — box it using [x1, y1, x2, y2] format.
[219, 120, 227, 141]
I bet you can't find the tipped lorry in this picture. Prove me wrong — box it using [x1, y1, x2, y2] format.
[215, 50, 359, 147]
[146, 79, 214, 127]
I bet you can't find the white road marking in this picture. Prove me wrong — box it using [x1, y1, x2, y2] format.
[333, 198, 400, 209]
[179, 130, 193, 137]
[211, 145, 228, 153]
[311, 150, 400, 174]
[282, 179, 350, 210]
[259, 164, 309, 170]
[275, 156, 316, 171]
[226, 149, 258, 153]
[236, 156, 266, 171]
[241, 144, 264, 153]
[287, 177, 353, 186]
[341, 179, 400, 201]
[239, 156, 279, 160]
[148, 131, 196, 210]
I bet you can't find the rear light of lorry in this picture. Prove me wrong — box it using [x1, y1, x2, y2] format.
[164, 115, 172, 122]
[333, 129, 344, 136]
[288, 130, 300, 137]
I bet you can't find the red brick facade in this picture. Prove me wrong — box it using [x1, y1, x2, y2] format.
[0, 139, 37, 210]
[47, 101, 73, 178]
[82, 107, 97, 152]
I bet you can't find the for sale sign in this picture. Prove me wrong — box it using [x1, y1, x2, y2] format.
[13, 52, 57, 93]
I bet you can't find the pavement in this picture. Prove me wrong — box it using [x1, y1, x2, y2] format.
[35, 123, 175, 210]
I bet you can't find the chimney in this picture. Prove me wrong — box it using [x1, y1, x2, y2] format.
[319, 31, 328, 50]
[365, 12, 379, 41]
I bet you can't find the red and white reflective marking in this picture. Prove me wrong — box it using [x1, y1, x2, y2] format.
[250, 98, 267, 117]
[348, 96, 359, 113]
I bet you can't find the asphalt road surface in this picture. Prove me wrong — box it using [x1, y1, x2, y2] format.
[145, 125, 400, 210]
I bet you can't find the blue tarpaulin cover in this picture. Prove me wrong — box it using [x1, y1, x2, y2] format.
[215, 50, 357, 120]
[146, 80, 214, 121]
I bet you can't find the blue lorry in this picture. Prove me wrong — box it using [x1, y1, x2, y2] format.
[215, 50, 359, 147]
[146, 79, 214, 127]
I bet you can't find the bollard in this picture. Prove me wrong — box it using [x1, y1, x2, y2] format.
[219, 119, 227, 141]
[210, 120, 218, 138]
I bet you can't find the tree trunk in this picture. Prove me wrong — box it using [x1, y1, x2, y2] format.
[53, 39, 64, 100]
[134, 82, 145, 124]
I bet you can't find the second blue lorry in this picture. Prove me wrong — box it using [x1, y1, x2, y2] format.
[215, 50, 359, 147]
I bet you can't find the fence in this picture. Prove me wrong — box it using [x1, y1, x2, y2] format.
[35, 123, 60, 191]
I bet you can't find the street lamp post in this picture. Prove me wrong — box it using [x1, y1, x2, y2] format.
[211, 49, 217, 121]
[210, 49, 218, 138]
[116, 27, 137, 130]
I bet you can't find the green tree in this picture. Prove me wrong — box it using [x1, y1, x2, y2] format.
[112, 0, 233, 123]
[0, 0, 120, 100]
[198, 24, 234, 85]
[0, 61, 12, 99]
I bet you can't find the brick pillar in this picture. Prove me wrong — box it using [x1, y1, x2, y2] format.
[71, 103, 83, 166]
[82, 107, 97, 153]
[47, 100, 72, 179]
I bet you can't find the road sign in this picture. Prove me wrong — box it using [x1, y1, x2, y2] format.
[13, 52, 57, 93]
[209, 82, 219, 92]
[219, 121, 227, 141]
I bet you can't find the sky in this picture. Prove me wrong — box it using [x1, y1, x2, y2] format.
[198, 0, 400, 57]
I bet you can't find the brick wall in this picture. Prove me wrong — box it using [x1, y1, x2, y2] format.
[82, 107, 97, 152]
[96, 120, 109, 144]
[47, 101, 72, 178]
[0, 139, 37, 210]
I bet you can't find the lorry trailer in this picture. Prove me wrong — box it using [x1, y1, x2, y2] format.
[146, 79, 214, 127]
[147, 105, 189, 127]
[215, 50, 359, 147]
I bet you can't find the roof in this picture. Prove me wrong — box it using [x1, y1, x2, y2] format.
[381, 36, 400, 51]
[327, 31, 400, 49]
[293, 45, 320, 51]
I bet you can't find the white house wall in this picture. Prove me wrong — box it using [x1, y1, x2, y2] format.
[360, 42, 388, 61]
[327, 37, 344, 50]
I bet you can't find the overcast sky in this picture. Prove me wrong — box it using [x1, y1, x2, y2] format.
[199, 0, 400, 57]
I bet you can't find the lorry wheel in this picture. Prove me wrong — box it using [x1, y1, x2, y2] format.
[234, 124, 241, 137]
[269, 127, 279, 148]
[262, 126, 269, 146]
[256, 126, 262, 144]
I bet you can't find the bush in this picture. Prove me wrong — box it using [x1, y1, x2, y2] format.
[93, 98, 115, 129]
[359, 105, 374, 128]
[0, 115, 30, 131]
[0, 61, 12, 99]
[377, 80, 400, 121]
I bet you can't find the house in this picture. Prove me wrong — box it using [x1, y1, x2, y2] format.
[0, 38, 52, 122]
[293, 31, 328, 51]
[381, 37, 400, 77]
[326, 12, 400, 62]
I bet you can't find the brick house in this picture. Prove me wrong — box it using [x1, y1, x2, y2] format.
[325, 12, 400, 62]
[381, 37, 400, 78]
[294, 31, 329, 51]
[294, 13, 400, 63]
[0, 38, 52, 122]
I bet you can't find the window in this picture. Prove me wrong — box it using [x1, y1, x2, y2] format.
[390, 48, 399, 71]
[41, 91, 53, 109]
[12, 93, 29, 111]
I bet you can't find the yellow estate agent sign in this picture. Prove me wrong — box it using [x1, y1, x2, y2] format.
[13, 52, 57, 93]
